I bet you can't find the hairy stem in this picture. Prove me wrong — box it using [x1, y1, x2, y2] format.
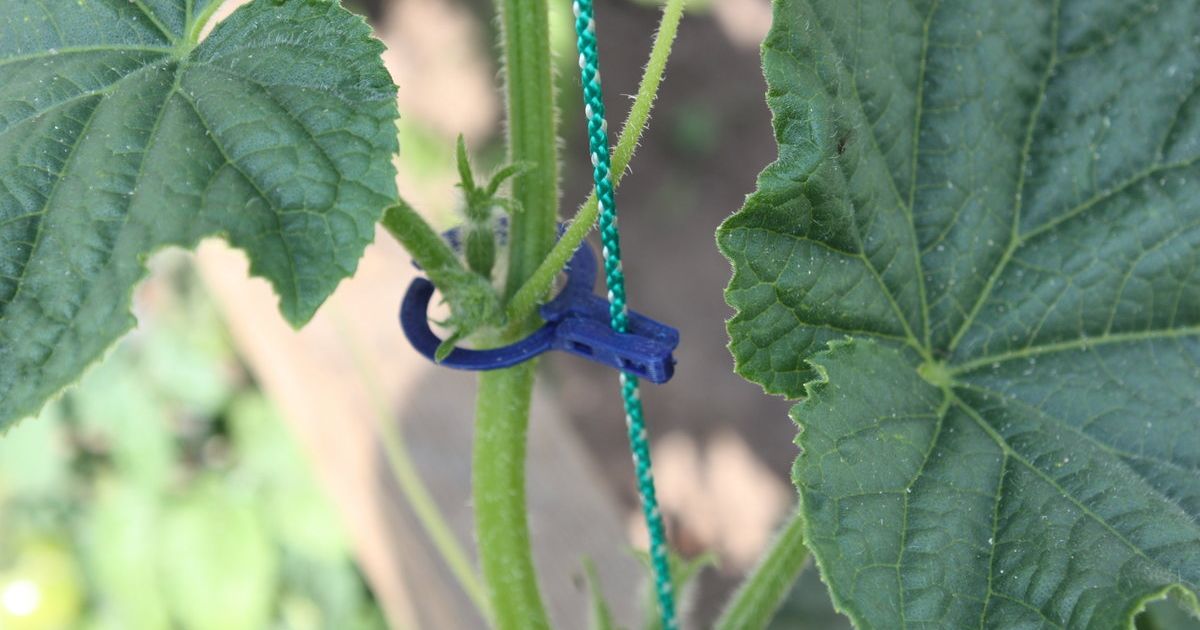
[501, 0, 560, 304]
[715, 510, 810, 630]
[184, 0, 227, 48]
[471, 0, 559, 627]
[381, 201, 467, 277]
[505, 0, 686, 326]
[473, 362, 550, 630]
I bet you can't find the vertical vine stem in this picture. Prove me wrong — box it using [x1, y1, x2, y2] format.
[714, 509, 810, 630]
[506, 0, 686, 327]
[473, 0, 558, 627]
[500, 0, 560, 306]
[471, 0, 689, 624]
[473, 362, 550, 629]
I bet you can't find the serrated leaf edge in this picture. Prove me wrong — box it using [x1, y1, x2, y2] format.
[785, 336, 866, 629]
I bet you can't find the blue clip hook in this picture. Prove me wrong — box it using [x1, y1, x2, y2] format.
[400, 241, 679, 384]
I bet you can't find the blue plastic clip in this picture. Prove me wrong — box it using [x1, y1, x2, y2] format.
[400, 240, 679, 384]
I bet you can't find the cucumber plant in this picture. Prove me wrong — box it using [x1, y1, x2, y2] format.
[1, 0, 1197, 629]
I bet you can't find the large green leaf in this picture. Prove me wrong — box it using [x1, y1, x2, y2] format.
[0, 0, 399, 429]
[718, 1, 1200, 628]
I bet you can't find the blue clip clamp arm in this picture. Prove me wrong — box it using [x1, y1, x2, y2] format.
[400, 278, 555, 370]
[399, 241, 679, 384]
[537, 240, 679, 383]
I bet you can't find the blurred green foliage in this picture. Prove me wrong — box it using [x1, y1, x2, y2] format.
[0, 256, 386, 630]
[667, 103, 719, 159]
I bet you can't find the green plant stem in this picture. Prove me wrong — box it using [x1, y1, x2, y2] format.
[470, 0, 559, 627]
[330, 311, 494, 625]
[505, 0, 686, 327]
[501, 0, 560, 304]
[473, 362, 550, 630]
[381, 201, 467, 277]
[715, 509, 810, 630]
[184, 0, 227, 49]
[583, 557, 618, 630]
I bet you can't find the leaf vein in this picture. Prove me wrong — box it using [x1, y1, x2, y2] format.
[125, 0, 178, 45]
[953, 396, 1197, 589]
[173, 81, 308, 307]
[23, 64, 182, 383]
[959, 381, 1200, 487]
[947, 0, 1062, 353]
[0, 46, 174, 70]
[0, 57, 171, 136]
[978, 455, 1009, 630]
[951, 325, 1200, 373]
[895, 391, 949, 629]
[906, 0, 939, 348]
[0, 94, 106, 325]
[1020, 156, 1200, 242]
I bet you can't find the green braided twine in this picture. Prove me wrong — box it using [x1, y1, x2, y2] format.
[572, 1, 677, 628]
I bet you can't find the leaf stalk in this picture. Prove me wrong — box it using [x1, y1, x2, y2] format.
[715, 509, 810, 630]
